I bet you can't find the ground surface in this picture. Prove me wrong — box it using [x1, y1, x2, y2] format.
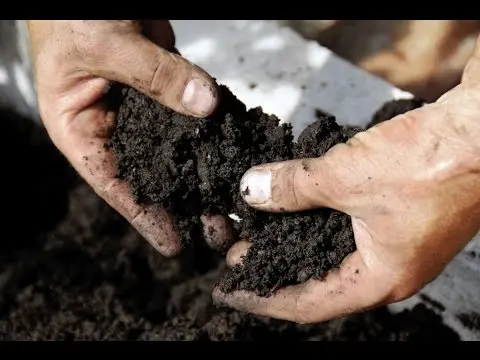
[0, 98, 462, 341]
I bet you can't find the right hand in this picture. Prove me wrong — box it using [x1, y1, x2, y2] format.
[214, 36, 480, 323]
[27, 20, 231, 256]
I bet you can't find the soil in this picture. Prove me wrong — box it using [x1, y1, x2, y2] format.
[419, 293, 446, 313]
[111, 85, 358, 297]
[110, 85, 425, 298]
[0, 96, 460, 341]
[367, 97, 426, 128]
[457, 312, 480, 333]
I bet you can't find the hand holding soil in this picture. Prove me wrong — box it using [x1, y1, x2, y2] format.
[26, 20, 230, 257]
[213, 44, 480, 323]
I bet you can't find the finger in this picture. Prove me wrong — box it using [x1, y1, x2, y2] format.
[201, 215, 235, 252]
[89, 31, 219, 118]
[58, 106, 182, 257]
[239, 151, 353, 213]
[101, 179, 181, 257]
[213, 251, 393, 324]
[226, 240, 251, 267]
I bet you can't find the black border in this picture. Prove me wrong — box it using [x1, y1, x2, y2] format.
[1, 5, 478, 19]
[0, 340, 457, 352]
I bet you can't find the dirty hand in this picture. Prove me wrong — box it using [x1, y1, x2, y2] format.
[213, 40, 480, 323]
[27, 20, 229, 257]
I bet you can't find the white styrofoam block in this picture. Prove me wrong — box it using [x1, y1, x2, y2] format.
[172, 19, 480, 340]
[172, 20, 414, 137]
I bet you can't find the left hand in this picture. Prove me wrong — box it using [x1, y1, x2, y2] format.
[27, 20, 230, 257]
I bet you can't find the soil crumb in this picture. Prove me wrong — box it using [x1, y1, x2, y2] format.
[0, 104, 459, 341]
[457, 312, 480, 333]
[419, 293, 446, 312]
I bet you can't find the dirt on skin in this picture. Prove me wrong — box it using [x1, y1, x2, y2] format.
[0, 97, 460, 341]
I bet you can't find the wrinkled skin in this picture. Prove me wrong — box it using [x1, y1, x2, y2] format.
[27, 20, 231, 257]
[213, 35, 480, 324]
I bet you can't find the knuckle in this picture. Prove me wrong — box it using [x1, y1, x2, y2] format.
[149, 52, 181, 97]
[72, 25, 107, 64]
[289, 161, 309, 207]
[322, 147, 360, 200]
[71, 21, 133, 66]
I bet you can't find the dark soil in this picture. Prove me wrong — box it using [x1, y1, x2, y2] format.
[367, 97, 426, 128]
[110, 85, 424, 298]
[457, 312, 480, 333]
[419, 293, 446, 313]
[0, 96, 460, 341]
[111, 85, 359, 297]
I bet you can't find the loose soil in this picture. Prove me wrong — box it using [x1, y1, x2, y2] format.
[457, 312, 480, 333]
[110, 84, 424, 298]
[111, 85, 359, 297]
[367, 97, 426, 128]
[0, 97, 460, 341]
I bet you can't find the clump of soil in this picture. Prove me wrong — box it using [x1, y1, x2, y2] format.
[110, 85, 425, 297]
[111, 85, 294, 248]
[111, 85, 359, 297]
[0, 102, 460, 341]
[457, 312, 480, 333]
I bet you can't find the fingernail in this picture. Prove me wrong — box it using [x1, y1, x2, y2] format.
[240, 168, 272, 205]
[182, 77, 217, 117]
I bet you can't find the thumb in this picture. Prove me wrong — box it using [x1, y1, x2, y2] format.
[240, 146, 357, 213]
[90, 31, 219, 118]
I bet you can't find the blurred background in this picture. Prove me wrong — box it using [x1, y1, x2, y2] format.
[277, 20, 480, 102]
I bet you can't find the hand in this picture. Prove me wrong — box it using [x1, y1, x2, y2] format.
[213, 38, 480, 323]
[27, 20, 229, 257]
